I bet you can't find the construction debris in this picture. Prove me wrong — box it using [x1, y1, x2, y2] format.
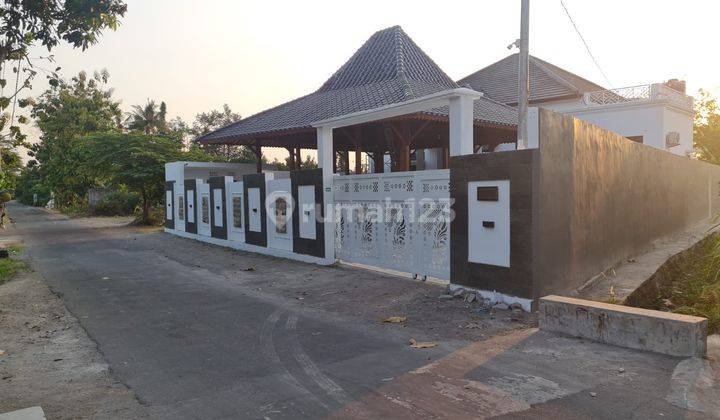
[382, 316, 407, 323]
[409, 338, 438, 349]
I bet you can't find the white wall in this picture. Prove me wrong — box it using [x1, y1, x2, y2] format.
[164, 162, 260, 183]
[663, 107, 694, 155]
[542, 101, 693, 156]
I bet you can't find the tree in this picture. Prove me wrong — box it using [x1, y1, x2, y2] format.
[14, 160, 51, 206]
[190, 104, 254, 162]
[78, 132, 184, 224]
[31, 70, 122, 207]
[126, 100, 168, 134]
[0, 0, 127, 161]
[0, 148, 21, 191]
[694, 89, 720, 164]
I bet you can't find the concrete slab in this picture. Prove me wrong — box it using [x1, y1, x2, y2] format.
[539, 295, 707, 357]
[579, 219, 719, 302]
[0, 407, 46, 420]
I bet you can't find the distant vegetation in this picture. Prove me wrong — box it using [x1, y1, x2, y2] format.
[11, 69, 262, 224]
[627, 233, 720, 335]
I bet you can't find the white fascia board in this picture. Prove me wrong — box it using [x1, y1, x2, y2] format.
[181, 162, 253, 169]
[311, 88, 484, 130]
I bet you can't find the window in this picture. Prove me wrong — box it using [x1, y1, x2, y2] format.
[232, 195, 243, 229]
[275, 197, 287, 234]
[201, 196, 209, 224]
[178, 196, 184, 221]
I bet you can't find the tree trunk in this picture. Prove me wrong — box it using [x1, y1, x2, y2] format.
[142, 197, 151, 225]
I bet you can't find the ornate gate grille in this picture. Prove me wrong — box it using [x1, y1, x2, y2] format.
[333, 169, 450, 280]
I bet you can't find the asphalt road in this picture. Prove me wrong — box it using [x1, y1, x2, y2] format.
[9, 203, 458, 419]
[6, 202, 718, 419]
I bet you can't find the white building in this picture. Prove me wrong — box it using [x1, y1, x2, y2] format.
[459, 54, 694, 156]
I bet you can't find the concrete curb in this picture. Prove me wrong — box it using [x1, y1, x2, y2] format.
[539, 295, 707, 357]
[0, 407, 46, 420]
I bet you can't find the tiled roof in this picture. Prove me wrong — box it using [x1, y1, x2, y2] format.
[199, 26, 517, 143]
[458, 53, 605, 105]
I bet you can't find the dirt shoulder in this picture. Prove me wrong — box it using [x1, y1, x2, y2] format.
[0, 266, 147, 419]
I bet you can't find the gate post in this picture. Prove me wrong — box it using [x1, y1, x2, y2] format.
[317, 126, 336, 264]
[448, 95, 474, 157]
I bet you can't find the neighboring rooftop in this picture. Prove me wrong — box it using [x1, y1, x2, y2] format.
[458, 53, 606, 105]
[199, 26, 517, 144]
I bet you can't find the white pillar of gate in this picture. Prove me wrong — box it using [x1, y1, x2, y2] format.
[449, 95, 475, 156]
[316, 125, 336, 264]
[313, 88, 482, 265]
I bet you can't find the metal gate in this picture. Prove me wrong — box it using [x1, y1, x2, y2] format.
[333, 169, 450, 280]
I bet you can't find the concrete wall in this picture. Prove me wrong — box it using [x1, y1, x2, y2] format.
[534, 109, 720, 299]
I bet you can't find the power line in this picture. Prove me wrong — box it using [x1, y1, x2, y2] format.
[559, 0, 613, 87]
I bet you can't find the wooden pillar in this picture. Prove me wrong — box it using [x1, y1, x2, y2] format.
[374, 149, 384, 173]
[386, 122, 411, 172]
[394, 143, 410, 172]
[442, 147, 449, 169]
[286, 147, 295, 171]
[251, 145, 262, 173]
[295, 147, 302, 170]
[342, 150, 350, 175]
[354, 148, 362, 174]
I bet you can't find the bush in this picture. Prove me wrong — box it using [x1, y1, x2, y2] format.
[94, 190, 140, 216]
[134, 202, 165, 226]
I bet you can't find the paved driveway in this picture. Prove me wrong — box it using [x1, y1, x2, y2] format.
[6, 202, 717, 419]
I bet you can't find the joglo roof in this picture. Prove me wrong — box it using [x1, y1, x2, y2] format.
[199, 26, 605, 145]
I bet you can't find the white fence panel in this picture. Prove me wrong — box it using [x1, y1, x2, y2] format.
[333, 169, 450, 280]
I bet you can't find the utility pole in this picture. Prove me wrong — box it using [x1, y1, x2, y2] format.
[517, 0, 530, 149]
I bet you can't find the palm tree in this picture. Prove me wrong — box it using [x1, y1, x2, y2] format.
[125, 100, 167, 134]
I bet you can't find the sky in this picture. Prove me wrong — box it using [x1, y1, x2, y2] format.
[17, 0, 720, 161]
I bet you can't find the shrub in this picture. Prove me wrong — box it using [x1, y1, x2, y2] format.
[94, 190, 140, 216]
[134, 202, 165, 226]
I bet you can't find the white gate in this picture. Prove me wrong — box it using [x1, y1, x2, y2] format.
[333, 169, 451, 280]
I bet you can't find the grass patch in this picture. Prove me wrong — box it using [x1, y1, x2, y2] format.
[0, 257, 26, 285]
[0, 245, 27, 284]
[6, 244, 23, 253]
[627, 233, 720, 334]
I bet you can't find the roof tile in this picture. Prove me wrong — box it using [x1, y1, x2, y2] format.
[200, 26, 516, 143]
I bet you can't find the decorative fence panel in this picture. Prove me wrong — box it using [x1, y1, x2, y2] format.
[333, 169, 450, 280]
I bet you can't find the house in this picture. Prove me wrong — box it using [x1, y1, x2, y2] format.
[198, 26, 518, 173]
[459, 54, 694, 155]
[166, 25, 715, 309]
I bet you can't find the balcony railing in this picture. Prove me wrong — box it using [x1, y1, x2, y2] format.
[582, 84, 693, 111]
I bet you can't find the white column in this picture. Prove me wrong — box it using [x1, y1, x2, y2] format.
[526, 107, 539, 149]
[316, 126, 336, 264]
[449, 95, 474, 156]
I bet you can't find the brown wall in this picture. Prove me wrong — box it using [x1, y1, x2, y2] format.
[534, 109, 720, 299]
[450, 149, 537, 298]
